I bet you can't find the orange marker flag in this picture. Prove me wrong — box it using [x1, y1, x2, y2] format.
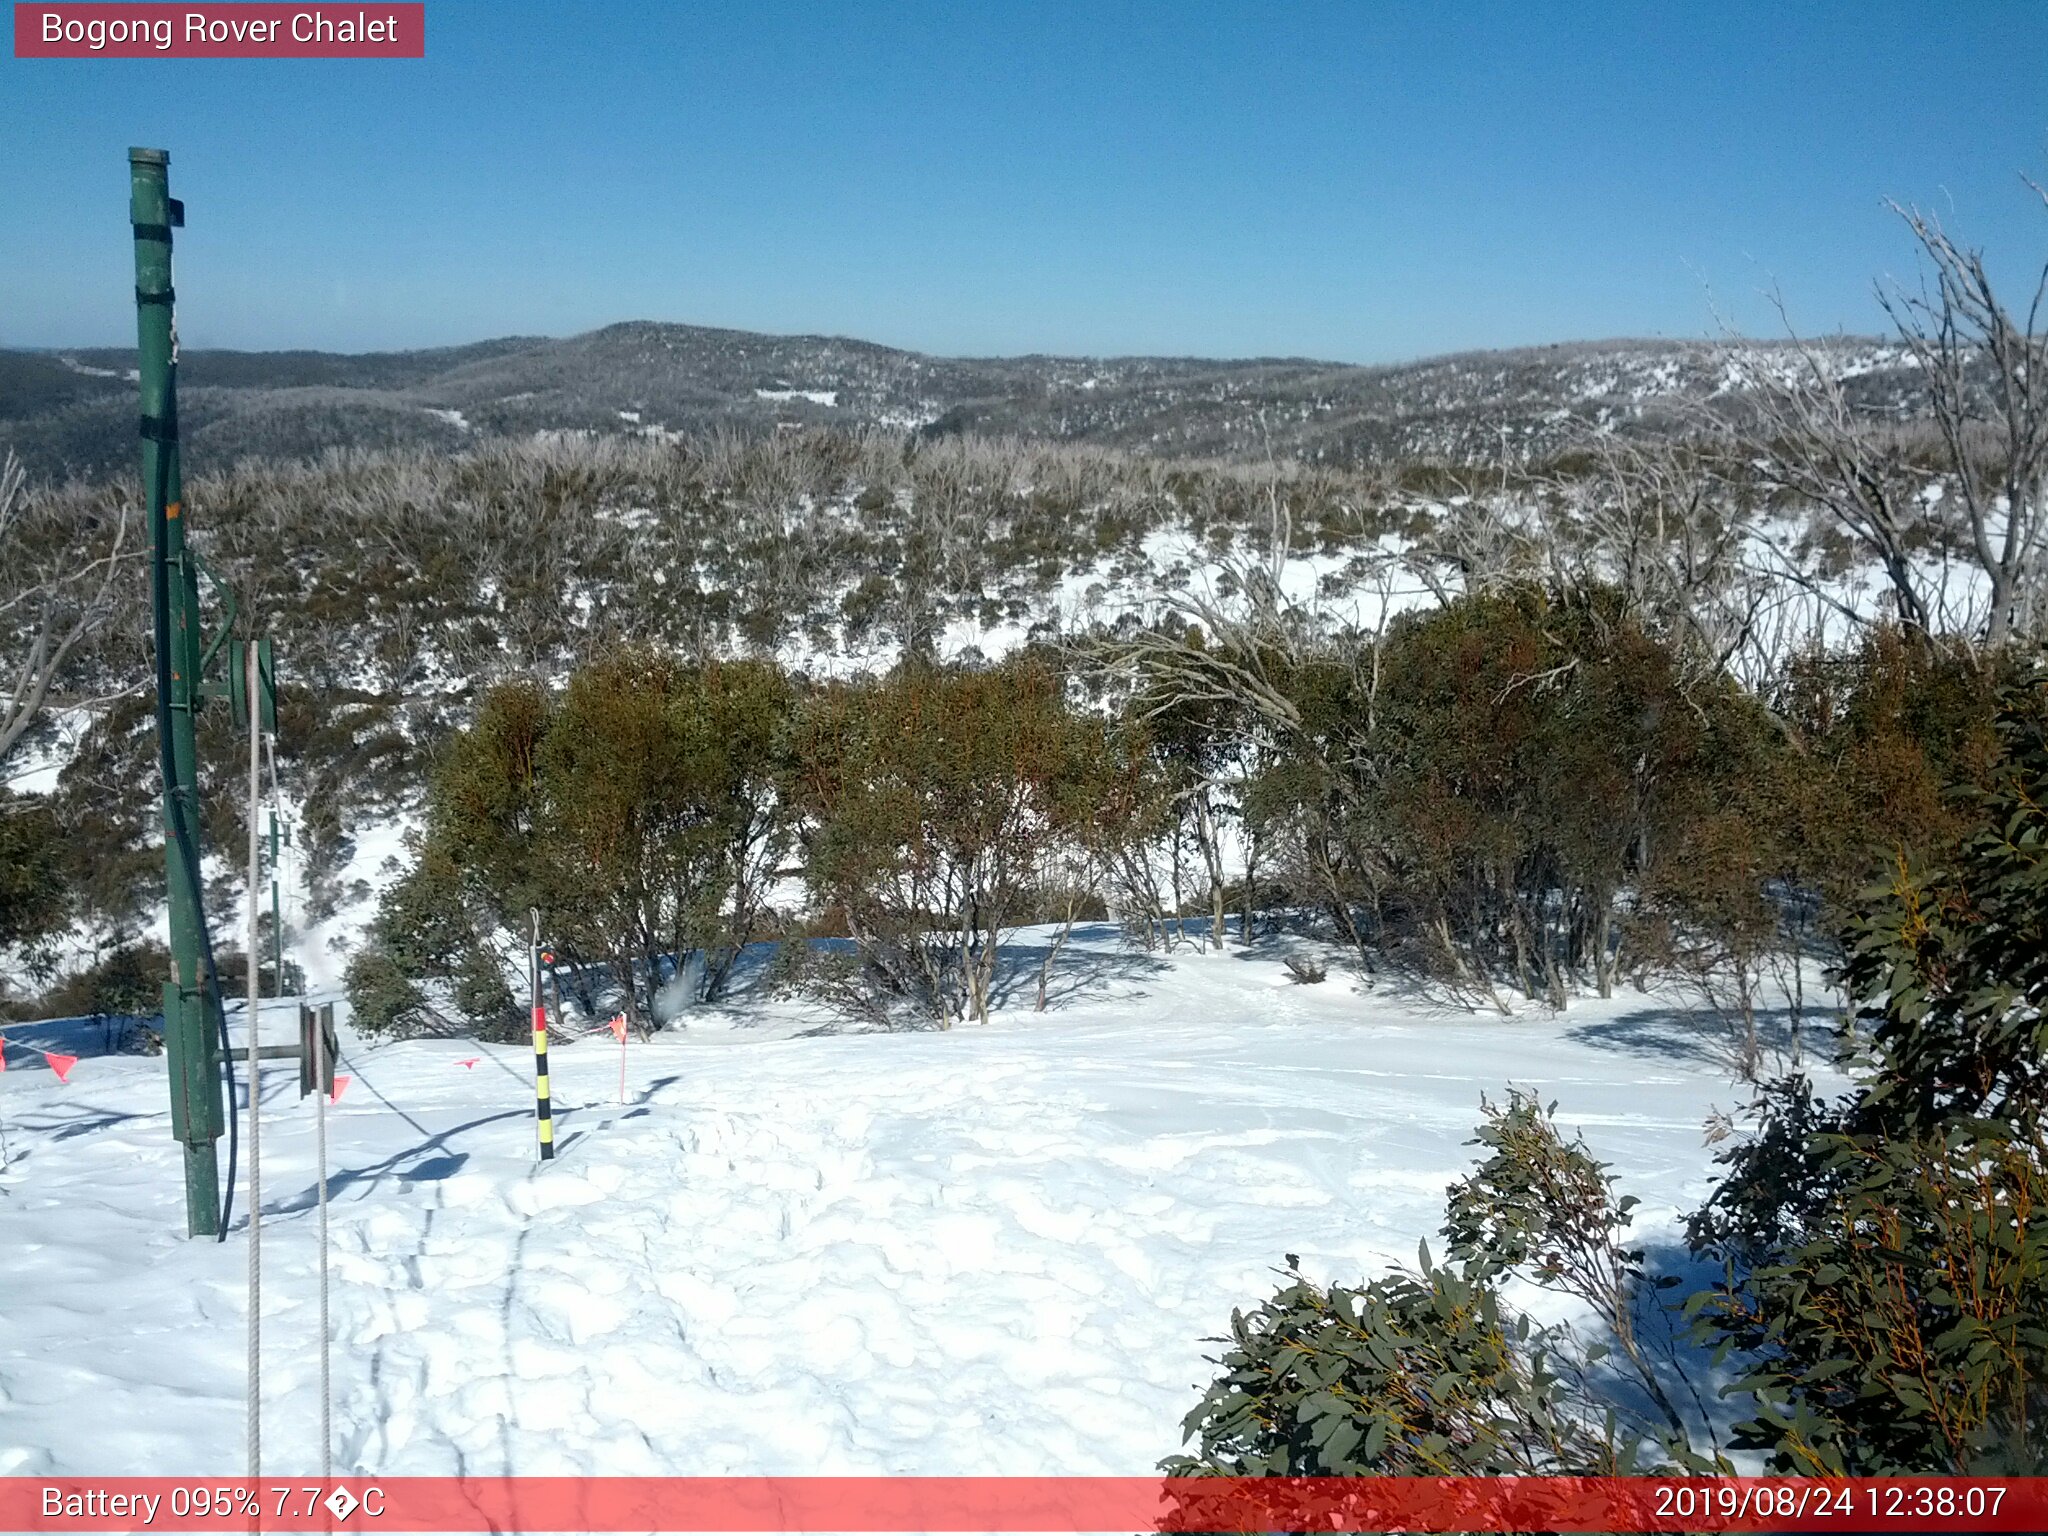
[609, 1013, 629, 1104]
[0, 1039, 78, 1080]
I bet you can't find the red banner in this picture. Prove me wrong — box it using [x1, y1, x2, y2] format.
[13, 4, 423, 58]
[4, 1476, 2047, 1533]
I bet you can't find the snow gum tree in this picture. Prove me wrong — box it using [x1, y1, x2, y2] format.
[351, 651, 796, 1034]
[1135, 683, 1246, 952]
[537, 650, 796, 1019]
[0, 450, 134, 769]
[1207, 584, 1768, 1008]
[788, 657, 1117, 1028]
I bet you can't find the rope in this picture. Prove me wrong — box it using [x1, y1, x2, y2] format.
[245, 642, 263, 1480]
[315, 1003, 332, 1480]
[263, 731, 330, 1478]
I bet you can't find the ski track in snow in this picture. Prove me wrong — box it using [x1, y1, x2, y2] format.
[0, 932, 1790, 1476]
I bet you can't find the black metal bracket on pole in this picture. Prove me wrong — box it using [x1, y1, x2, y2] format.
[298, 1004, 337, 1099]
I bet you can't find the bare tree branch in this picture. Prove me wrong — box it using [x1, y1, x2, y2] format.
[0, 451, 138, 769]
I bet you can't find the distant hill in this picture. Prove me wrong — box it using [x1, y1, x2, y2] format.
[0, 321, 1920, 483]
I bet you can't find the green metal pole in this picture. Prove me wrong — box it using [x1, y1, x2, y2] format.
[132, 147, 224, 1238]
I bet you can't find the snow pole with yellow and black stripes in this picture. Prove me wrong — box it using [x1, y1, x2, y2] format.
[530, 909, 555, 1161]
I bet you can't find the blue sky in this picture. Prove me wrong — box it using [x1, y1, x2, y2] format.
[4, 1, 2046, 360]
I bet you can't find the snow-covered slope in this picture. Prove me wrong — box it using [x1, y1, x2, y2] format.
[0, 928, 1808, 1477]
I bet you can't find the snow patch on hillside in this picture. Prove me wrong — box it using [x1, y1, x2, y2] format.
[3, 706, 92, 797]
[297, 811, 419, 994]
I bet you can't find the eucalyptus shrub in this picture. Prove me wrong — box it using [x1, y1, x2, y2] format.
[1169, 1094, 1720, 1479]
[1689, 668, 2048, 1473]
[1163, 1251, 1628, 1477]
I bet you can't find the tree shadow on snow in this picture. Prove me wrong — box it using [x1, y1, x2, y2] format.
[0, 1013, 160, 1060]
[1565, 1003, 1823, 1075]
[1561, 1236, 1757, 1463]
[781, 927, 1170, 1034]
[984, 924, 1171, 1013]
[267, 1107, 528, 1216]
[14, 1105, 156, 1141]
[0, 1105, 158, 1173]
[550, 1074, 681, 1151]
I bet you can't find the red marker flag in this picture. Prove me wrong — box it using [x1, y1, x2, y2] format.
[0, 1037, 8, 1072]
[0, 1038, 78, 1080]
[456, 1057, 479, 1069]
[330, 1074, 350, 1103]
[609, 1013, 629, 1104]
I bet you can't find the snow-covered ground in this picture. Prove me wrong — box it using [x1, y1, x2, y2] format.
[0, 927, 1809, 1478]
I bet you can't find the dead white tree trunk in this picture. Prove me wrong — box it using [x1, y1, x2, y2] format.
[1878, 192, 2048, 646]
[1735, 186, 2048, 647]
[0, 452, 136, 771]
[1731, 324, 1939, 637]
